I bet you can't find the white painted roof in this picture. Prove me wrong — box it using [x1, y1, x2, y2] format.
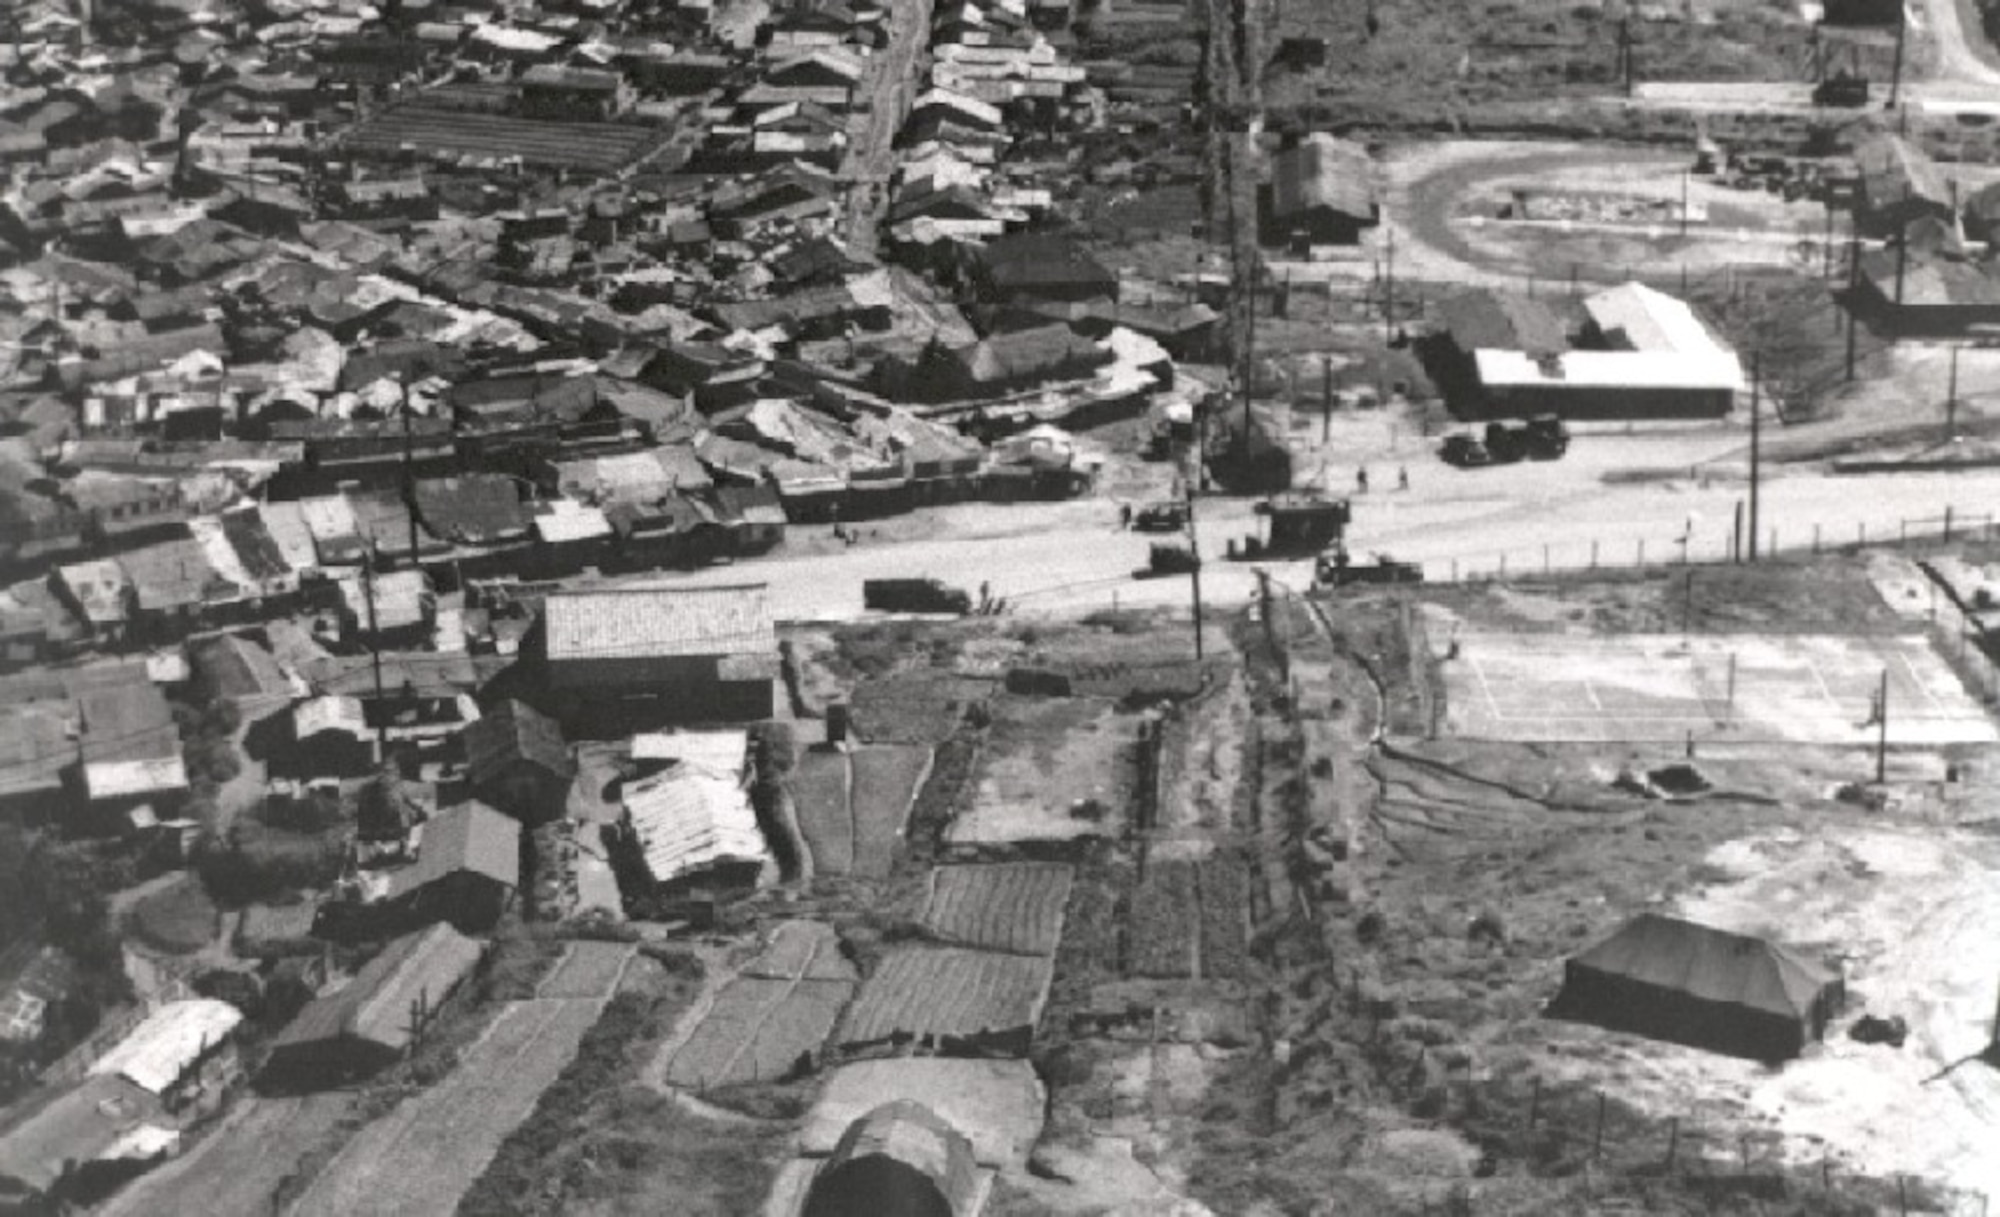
[90, 999, 242, 1095]
[624, 764, 767, 886]
[1474, 348, 1743, 393]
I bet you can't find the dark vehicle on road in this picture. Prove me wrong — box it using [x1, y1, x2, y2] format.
[863, 578, 974, 614]
[1133, 501, 1190, 532]
[1135, 542, 1200, 579]
[1483, 415, 1570, 463]
[1440, 432, 1493, 467]
[1315, 544, 1423, 588]
[1812, 74, 1869, 108]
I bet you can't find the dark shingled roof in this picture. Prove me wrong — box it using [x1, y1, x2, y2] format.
[976, 234, 1117, 295]
[383, 802, 521, 901]
[1436, 289, 1570, 355]
[411, 475, 532, 546]
[462, 699, 572, 787]
[270, 923, 483, 1057]
[1270, 134, 1375, 223]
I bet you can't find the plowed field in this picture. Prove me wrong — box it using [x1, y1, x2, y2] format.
[836, 946, 1053, 1052]
[922, 862, 1074, 956]
[665, 920, 856, 1090]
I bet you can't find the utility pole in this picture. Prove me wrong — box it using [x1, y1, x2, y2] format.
[363, 551, 387, 750]
[401, 380, 420, 568]
[1894, 187, 1911, 305]
[1680, 169, 1689, 237]
[1875, 667, 1889, 785]
[1321, 354, 1334, 443]
[1748, 349, 1762, 561]
[1947, 343, 1960, 438]
[1844, 232, 1861, 382]
[1619, 18, 1635, 97]
[1383, 223, 1396, 345]
[1184, 480, 1205, 660]
[1889, 2, 1907, 111]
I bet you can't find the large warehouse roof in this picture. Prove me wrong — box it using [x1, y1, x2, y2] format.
[543, 583, 772, 662]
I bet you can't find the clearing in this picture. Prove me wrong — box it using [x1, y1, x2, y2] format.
[1439, 629, 1999, 745]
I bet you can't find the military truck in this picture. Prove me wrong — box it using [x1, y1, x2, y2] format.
[863, 578, 974, 614]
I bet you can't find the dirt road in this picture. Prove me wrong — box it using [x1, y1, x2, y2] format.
[840, 0, 935, 252]
[1922, 0, 2000, 88]
[622, 455, 2000, 621]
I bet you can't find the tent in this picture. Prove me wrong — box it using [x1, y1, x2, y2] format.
[802, 1101, 979, 1217]
[1551, 913, 1843, 1061]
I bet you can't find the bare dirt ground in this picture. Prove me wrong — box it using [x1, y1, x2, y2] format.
[1656, 826, 2000, 1203]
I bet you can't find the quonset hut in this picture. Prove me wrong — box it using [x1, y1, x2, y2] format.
[1551, 913, 1844, 1062]
[802, 1101, 979, 1217]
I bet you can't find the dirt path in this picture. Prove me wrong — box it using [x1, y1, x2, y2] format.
[840, 0, 935, 251]
[1925, 0, 2000, 87]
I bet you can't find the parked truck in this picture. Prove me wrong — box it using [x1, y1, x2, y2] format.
[1314, 543, 1423, 588]
[863, 578, 974, 614]
[1470, 414, 1570, 464]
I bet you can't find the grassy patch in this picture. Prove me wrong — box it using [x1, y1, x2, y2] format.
[125, 875, 219, 955]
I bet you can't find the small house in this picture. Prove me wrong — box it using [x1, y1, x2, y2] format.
[1262, 133, 1378, 248]
[377, 802, 522, 931]
[89, 998, 244, 1113]
[262, 922, 485, 1089]
[461, 700, 573, 825]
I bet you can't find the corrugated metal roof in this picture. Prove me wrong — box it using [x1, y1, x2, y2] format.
[623, 763, 767, 886]
[89, 999, 242, 1095]
[532, 498, 614, 543]
[83, 757, 190, 802]
[817, 1100, 981, 1217]
[543, 583, 772, 662]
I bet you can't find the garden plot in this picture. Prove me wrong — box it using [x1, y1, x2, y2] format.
[666, 920, 856, 1091]
[949, 697, 1138, 846]
[834, 946, 1053, 1054]
[787, 744, 934, 878]
[922, 863, 1074, 956]
[533, 940, 638, 999]
[851, 673, 987, 744]
[1443, 632, 1999, 746]
[1125, 857, 1252, 982]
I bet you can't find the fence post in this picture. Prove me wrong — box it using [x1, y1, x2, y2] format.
[1451, 558, 1458, 583]
[1499, 553, 1507, 578]
[1813, 523, 1821, 555]
[1591, 539, 1599, 569]
[1945, 506, 1954, 543]
[1860, 521, 1867, 549]
[1898, 1174, 1908, 1216]
[1901, 520, 1908, 545]
[1769, 527, 1776, 557]
[1593, 1092, 1606, 1159]
[1544, 543, 1551, 575]
[1666, 1117, 1679, 1169]
[1638, 539, 1645, 568]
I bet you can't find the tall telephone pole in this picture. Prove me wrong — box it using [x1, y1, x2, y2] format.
[363, 551, 387, 750]
[1184, 481, 1205, 660]
[1874, 667, 1890, 785]
[1844, 232, 1861, 382]
[1889, 4, 1907, 111]
[1748, 349, 1762, 561]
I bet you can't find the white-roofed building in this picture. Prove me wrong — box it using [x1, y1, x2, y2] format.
[537, 583, 777, 725]
[89, 998, 242, 1111]
[1464, 281, 1741, 421]
[616, 750, 769, 902]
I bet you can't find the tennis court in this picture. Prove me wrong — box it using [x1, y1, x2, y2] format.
[1443, 632, 1999, 745]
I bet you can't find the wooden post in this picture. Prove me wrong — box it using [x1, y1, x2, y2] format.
[1590, 539, 1599, 569]
[1593, 1092, 1606, 1159]
[1666, 1117, 1680, 1169]
[1530, 1076, 1542, 1128]
[1945, 505, 1954, 543]
[1543, 543, 1550, 575]
[1814, 523, 1821, 554]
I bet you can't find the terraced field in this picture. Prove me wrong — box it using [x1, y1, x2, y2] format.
[922, 863, 1074, 956]
[835, 946, 1053, 1053]
[287, 943, 633, 1217]
[789, 744, 933, 878]
[345, 104, 665, 173]
[666, 921, 856, 1091]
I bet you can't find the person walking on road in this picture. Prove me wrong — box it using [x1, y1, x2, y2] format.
[1356, 466, 1370, 493]
[1397, 466, 1409, 492]
[1119, 502, 1132, 529]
